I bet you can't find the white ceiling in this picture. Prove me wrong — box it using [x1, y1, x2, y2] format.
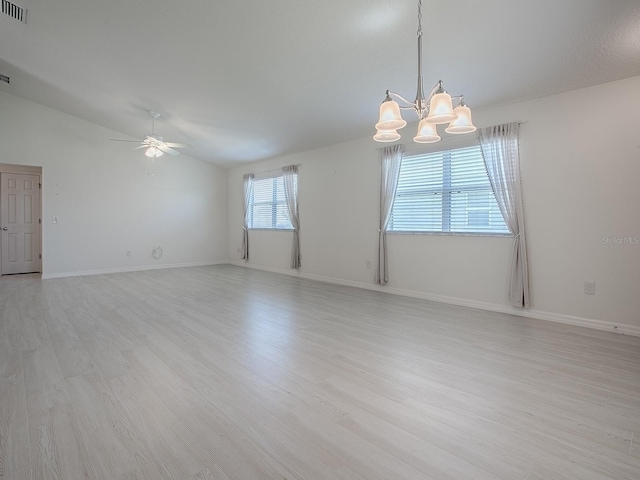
[1, 0, 639, 168]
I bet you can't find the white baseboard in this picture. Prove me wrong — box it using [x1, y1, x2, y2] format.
[41, 260, 229, 280]
[229, 260, 640, 337]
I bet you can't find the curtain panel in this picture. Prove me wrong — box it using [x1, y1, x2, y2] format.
[282, 165, 301, 269]
[241, 173, 254, 260]
[479, 122, 530, 308]
[375, 144, 404, 285]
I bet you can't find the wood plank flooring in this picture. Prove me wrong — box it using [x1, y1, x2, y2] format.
[1, 264, 640, 479]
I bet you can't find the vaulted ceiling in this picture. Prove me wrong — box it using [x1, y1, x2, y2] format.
[1, 0, 639, 167]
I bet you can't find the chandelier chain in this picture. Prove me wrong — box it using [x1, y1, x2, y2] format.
[417, 0, 422, 37]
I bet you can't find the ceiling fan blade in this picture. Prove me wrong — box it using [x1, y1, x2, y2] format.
[109, 138, 144, 143]
[157, 144, 180, 156]
[133, 145, 148, 150]
[164, 142, 189, 149]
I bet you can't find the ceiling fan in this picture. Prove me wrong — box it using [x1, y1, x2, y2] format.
[110, 110, 187, 158]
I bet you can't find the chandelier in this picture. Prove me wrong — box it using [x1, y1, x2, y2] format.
[374, 0, 476, 143]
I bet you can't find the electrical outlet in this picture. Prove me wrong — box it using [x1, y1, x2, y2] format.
[126, 250, 131, 257]
[584, 282, 595, 295]
[366, 260, 371, 269]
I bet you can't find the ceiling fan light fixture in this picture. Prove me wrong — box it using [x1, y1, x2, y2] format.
[145, 146, 163, 158]
[109, 110, 186, 158]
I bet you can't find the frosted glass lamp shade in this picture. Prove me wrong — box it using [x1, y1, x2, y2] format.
[413, 118, 441, 143]
[375, 99, 407, 130]
[145, 146, 164, 158]
[426, 92, 457, 124]
[445, 105, 477, 134]
[373, 128, 401, 142]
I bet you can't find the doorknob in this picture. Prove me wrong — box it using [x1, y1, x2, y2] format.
[1, 227, 7, 231]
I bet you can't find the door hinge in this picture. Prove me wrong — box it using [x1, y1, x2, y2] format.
[39, 183, 42, 189]
[39, 218, 41, 224]
[39, 254, 42, 259]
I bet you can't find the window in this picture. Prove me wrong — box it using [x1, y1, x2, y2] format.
[249, 174, 294, 229]
[389, 144, 510, 234]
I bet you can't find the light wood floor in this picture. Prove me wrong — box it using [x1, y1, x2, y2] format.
[1, 265, 640, 479]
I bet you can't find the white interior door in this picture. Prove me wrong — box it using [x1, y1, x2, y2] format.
[1, 172, 42, 274]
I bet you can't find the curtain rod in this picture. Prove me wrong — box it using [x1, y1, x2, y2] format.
[250, 164, 301, 176]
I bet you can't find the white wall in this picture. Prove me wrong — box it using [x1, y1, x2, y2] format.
[0, 91, 228, 277]
[228, 75, 640, 334]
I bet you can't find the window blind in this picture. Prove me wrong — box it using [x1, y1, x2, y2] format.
[390, 145, 510, 234]
[249, 174, 294, 229]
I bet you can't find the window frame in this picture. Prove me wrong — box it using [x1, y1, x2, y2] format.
[248, 172, 295, 231]
[388, 141, 512, 237]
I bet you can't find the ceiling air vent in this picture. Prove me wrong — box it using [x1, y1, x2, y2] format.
[0, 74, 9, 84]
[2, 0, 27, 23]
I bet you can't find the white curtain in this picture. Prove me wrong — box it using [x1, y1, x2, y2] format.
[282, 165, 301, 269]
[241, 173, 254, 260]
[479, 122, 530, 308]
[375, 145, 404, 285]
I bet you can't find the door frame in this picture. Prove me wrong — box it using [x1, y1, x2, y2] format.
[0, 163, 43, 275]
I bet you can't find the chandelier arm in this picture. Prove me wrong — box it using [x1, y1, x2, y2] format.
[387, 90, 416, 107]
[423, 80, 443, 102]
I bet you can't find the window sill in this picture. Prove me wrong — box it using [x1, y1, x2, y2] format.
[388, 231, 513, 238]
[248, 228, 295, 232]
